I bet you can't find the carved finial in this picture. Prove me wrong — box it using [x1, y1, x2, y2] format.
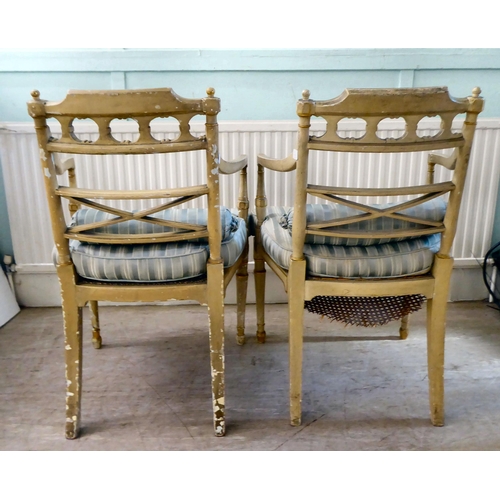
[302, 89, 311, 100]
[31, 90, 40, 100]
[472, 87, 482, 98]
[206, 87, 215, 97]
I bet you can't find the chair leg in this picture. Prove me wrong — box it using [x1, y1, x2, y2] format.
[236, 243, 249, 346]
[89, 300, 102, 349]
[288, 258, 306, 427]
[254, 235, 267, 344]
[399, 314, 409, 340]
[63, 298, 83, 439]
[426, 255, 453, 427]
[207, 261, 225, 436]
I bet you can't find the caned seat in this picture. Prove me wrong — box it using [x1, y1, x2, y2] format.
[252, 86, 484, 427]
[28, 87, 250, 438]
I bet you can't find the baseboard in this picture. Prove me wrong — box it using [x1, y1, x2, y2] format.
[12, 258, 488, 307]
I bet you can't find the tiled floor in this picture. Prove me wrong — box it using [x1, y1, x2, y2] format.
[1, 301, 500, 450]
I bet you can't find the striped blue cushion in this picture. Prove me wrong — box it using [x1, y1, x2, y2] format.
[261, 212, 440, 278]
[282, 199, 446, 246]
[70, 207, 240, 242]
[69, 216, 247, 282]
[71, 207, 238, 242]
[248, 206, 289, 237]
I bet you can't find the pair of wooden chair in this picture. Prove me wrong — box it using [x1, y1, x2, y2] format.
[28, 86, 484, 439]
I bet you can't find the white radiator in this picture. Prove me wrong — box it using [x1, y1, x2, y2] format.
[1, 118, 499, 305]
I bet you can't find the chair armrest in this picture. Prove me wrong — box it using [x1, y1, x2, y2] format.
[54, 154, 80, 215]
[428, 150, 458, 170]
[254, 153, 296, 225]
[237, 165, 249, 222]
[219, 154, 248, 175]
[217, 154, 249, 221]
[53, 154, 76, 175]
[257, 153, 297, 172]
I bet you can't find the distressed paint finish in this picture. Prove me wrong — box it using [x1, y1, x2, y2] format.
[399, 314, 410, 340]
[207, 261, 226, 436]
[255, 87, 484, 427]
[254, 155, 297, 344]
[426, 253, 454, 426]
[236, 167, 249, 345]
[27, 87, 248, 438]
[59, 262, 83, 439]
[254, 163, 268, 344]
[89, 300, 101, 349]
[288, 258, 306, 426]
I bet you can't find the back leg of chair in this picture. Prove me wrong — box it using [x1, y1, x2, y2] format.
[254, 230, 267, 344]
[426, 254, 453, 427]
[288, 258, 306, 427]
[236, 242, 249, 345]
[63, 295, 83, 439]
[89, 300, 102, 349]
[399, 314, 409, 340]
[207, 261, 226, 436]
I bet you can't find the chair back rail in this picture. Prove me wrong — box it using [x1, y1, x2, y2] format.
[27, 88, 225, 260]
[302, 87, 473, 152]
[290, 87, 484, 260]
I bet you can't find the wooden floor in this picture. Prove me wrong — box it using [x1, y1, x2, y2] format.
[1, 301, 500, 451]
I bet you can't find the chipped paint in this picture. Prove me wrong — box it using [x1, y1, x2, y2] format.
[210, 144, 220, 168]
[66, 391, 74, 397]
[44, 167, 51, 178]
[39, 148, 47, 161]
[65, 344, 72, 350]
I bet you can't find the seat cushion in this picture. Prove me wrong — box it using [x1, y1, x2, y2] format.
[67, 209, 247, 282]
[261, 212, 440, 278]
[248, 206, 289, 237]
[282, 199, 446, 246]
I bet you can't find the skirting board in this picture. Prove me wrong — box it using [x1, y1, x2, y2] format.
[0, 270, 20, 325]
[12, 259, 488, 307]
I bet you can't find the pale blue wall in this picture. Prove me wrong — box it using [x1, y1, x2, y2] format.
[1, 48, 500, 260]
[0, 158, 13, 258]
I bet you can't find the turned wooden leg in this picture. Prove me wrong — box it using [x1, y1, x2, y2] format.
[207, 261, 225, 436]
[236, 243, 249, 346]
[89, 300, 102, 349]
[427, 255, 453, 427]
[288, 258, 306, 427]
[254, 232, 266, 344]
[63, 297, 83, 439]
[399, 314, 409, 340]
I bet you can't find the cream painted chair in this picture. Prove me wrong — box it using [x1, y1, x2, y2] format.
[27, 87, 249, 438]
[253, 87, 484, 427]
